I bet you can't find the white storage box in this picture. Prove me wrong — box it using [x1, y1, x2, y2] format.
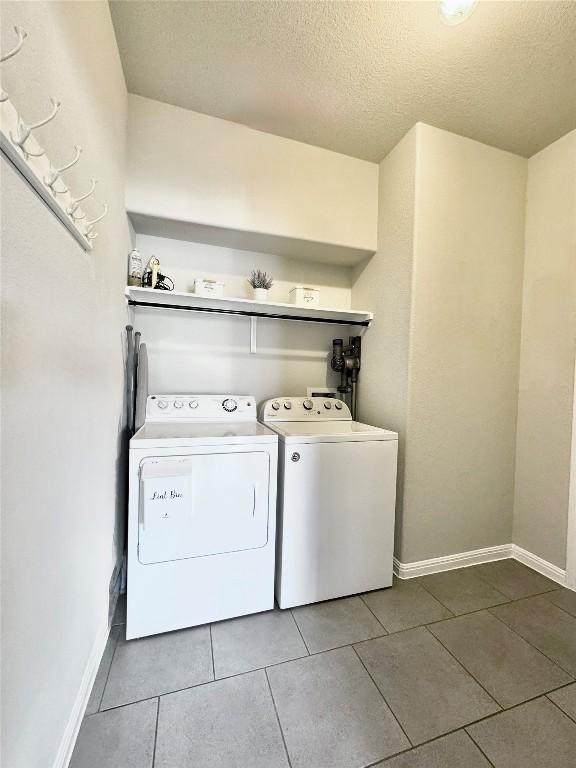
[193, 279, 225, 298]
[289, 286, 320, 307]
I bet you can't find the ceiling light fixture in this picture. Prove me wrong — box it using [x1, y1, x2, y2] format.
[440, 0, 477, 26]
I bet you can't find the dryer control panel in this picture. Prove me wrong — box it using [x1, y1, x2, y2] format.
[146, 395, 256, 421]
[259, 397, 351, 422]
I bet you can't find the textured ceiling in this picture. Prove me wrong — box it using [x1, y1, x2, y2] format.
[110, 0, 576, 161]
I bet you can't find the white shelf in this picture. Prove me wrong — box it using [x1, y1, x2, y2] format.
[126, 287, 373, 326]
[129, 212, 375, 268]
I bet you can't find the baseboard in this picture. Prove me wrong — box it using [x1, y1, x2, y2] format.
[394, 543, 568, 587]
[511, 545, 566, 586]
[394, 544, 512, 579]
[52, 619, 110, 768]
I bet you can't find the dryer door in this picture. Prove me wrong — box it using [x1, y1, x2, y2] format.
[138, 452, 270, 564]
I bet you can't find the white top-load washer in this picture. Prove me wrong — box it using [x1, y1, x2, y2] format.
[260, 397, 398, 609]
[127, 394, 278, 639]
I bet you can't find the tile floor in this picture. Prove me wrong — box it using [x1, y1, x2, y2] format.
[71, 559, 576, 768]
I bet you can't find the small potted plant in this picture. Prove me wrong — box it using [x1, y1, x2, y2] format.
[248, 269, 273, 301]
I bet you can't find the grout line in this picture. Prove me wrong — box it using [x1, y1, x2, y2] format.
[546, 689, 576, 727]
[264, 667, 293, 768]
[487, 602, 576, 680]
[422, 625, 501, 709]
[97, 626, 121, 712]
[351, 644, 413, 748]
[465, 727, 497, 767]
[289, 608, 311, 655]
[209, 624, 216, 680]
[358, 594, 390, 634]
[151, 697, 160, 768]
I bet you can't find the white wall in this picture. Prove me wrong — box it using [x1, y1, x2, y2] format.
[127, 94, 378, 255]
[353, 124, 527, 564]
[0, 3, 129, 767]
[513, 129, 576, 569]
[134, 234, 350, 400]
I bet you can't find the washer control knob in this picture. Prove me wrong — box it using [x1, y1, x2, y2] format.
[324, 400, 332, 409]
[222, 398, 238, 412]
[271, 401, 280, 411]
[335, 401, 343, 410]
[283, 401, 292, 410]
[303, 399, 314, 410]
[174, 400, 184, 409]
[188, 399, 199, 409]
[157, 400, 169, 410]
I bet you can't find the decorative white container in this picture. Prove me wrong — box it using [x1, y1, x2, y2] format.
[193, 279, 225, 298]
[289, 286, 320, 307]
[252, 288, 270, 302]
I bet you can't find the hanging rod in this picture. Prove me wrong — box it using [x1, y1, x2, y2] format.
[127, 299, 371, 326]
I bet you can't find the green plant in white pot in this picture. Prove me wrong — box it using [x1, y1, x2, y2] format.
[248, 269, 273, 302]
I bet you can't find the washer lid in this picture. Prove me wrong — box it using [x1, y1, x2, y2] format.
[130, 421, 278, 448]
[264, 420, 398, 444]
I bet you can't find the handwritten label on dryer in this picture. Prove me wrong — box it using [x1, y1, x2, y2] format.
[145, 476, 188, 521]
[151, 489, 183, 501]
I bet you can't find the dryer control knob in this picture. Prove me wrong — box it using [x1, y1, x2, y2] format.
[222, 398, 238, 412]
[303, 399, 313, 410]
[324, 400, 333, 409]
[271, 401, 280, 411]
[188, 399, 199, 409]
[174, 400, 184, 409]
[334, 401, 343, 410]
[283, 401, 292, 410]
[157, 399, 169, 410]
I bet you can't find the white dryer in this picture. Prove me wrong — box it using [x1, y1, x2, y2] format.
[127, 394, 278, 639]
[260, 397, 398, 609]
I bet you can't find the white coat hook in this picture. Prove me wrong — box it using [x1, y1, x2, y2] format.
[85, 203, 108, 228]
[1, 26, 27, 62]
[67, 178, 97, 216]
[0, 26, 27, 101]
[85, 229, 99, 242]
[10, 97, 61, 150]
[45, 145, 82, 189]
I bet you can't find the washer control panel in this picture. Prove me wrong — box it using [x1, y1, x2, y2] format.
[146, 395, 256, 421]
[259, 397, 350, 422]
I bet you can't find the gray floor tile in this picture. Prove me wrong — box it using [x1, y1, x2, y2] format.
[291, 595, 385, 653]
[154, 670, 289, 768]
[428, 610, 571, 707]
[111, 593, 126, 625]
[549, 683, 576, 722]
[70, 698, 157, 768]
[546, 587, 576, 618]
[85, 625, 123, 715]
[375, 730, 491, 767]
[362, 580, 452, 633]
[471, 559, 559, 599]
[211, 608, 307, 678]
[100, 625, 213, 709]
[420, 568, 509, 615]
[491, 596, 576, 676]
[467, 696, 576, 768]
[267, 646, 409, 768]
[355, 627, 499, 744]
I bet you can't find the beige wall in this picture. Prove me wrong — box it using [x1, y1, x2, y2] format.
[354, 124, 527, 564]
[513, 130, 576, 569]
[403, 124, 526, 562]
[127, 94, 378, 256]
[352, 127, 417, 552]
[0, 3, 129, 767]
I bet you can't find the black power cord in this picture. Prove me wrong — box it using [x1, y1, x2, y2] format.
[141, 269, 174, 291]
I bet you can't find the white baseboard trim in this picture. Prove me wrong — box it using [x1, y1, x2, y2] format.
[394, 544, 513, 579]
[394, 543, 568, 586]
[52, 619, 110, 768]
[511, 545, 566, 586]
